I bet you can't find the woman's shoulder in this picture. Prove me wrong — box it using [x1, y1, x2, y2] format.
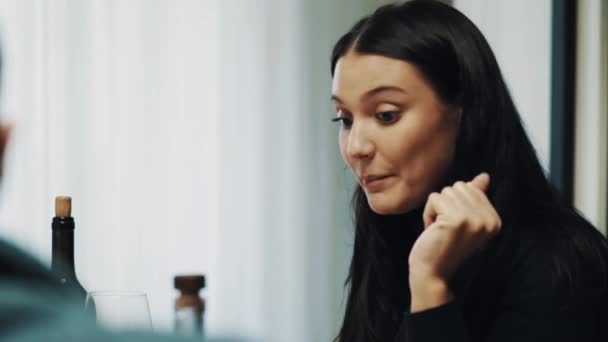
[512, 211, 608, 266]
[499, 213, 608, 302]
[459, 212, 608, 341]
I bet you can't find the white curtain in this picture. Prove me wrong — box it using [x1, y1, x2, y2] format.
[454, 0, 552, 172]
[573, 0, 608, 233]
[0, 0, 387, 341]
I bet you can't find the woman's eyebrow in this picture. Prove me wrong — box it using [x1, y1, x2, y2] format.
[363, 85, 407, 99]
[331, 85, 406, 104]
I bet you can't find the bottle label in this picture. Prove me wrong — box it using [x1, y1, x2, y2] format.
[175, 307, 203, 336]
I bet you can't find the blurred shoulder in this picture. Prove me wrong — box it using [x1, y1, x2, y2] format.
[0, 238, 58, 284]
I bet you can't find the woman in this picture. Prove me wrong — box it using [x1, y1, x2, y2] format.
[330, 1, 608, 341]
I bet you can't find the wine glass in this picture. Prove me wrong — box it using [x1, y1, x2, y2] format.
[85, 291, 153, 332]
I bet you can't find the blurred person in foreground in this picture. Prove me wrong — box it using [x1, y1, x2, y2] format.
[330, 1, 608, 341]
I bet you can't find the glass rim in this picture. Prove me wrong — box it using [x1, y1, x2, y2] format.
[87, 291, 148, 297]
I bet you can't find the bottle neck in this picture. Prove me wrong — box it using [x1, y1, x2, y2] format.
[51, 217, 76, 278]
[176, 293, 205, 311]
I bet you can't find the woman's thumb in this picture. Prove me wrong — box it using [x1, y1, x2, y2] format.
[470, 172, 490, 192]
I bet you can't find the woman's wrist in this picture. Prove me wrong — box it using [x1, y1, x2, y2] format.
[409, 274, 454, 313]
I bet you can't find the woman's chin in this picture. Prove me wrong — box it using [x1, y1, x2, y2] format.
[367, 196, 412, 215]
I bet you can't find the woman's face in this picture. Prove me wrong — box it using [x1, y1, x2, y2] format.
[331, 51, 460, 215]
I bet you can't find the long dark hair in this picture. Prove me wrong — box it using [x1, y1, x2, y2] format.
[331, 1, 608, 341]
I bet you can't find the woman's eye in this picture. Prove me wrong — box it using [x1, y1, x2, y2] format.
[376, 111, 399, 124]
[331, 117, 353, 129]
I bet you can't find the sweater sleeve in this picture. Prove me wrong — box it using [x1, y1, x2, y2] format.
[403, 300, 468, 342]
[400, 248, 603, 342]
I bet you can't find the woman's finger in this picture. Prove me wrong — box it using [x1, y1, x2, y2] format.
[423, 191, 459, 229]
[469, 172, 490, 193]
[423, 192, 440, 228]
[452, 181, 477, 205]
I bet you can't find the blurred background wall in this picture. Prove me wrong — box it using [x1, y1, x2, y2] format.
[0, 0, 605, 341]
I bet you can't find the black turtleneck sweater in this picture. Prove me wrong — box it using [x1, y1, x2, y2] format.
[394, 226, 608, 342]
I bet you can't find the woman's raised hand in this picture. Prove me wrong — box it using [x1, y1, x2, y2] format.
[408, 173, 502, 312]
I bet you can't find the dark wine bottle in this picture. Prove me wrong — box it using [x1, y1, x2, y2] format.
[51, 196, 87, 303]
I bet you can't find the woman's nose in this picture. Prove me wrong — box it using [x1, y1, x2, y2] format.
[346, 122, 375, 160]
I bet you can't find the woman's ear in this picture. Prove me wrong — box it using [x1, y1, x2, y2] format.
[447, 106, 462, 128]
[455, 107, 463, 126]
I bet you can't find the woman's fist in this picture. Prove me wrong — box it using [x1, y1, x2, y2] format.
[408, 173, 502, 311]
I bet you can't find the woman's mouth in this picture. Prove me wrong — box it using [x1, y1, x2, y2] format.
[362, 175, 393, 192]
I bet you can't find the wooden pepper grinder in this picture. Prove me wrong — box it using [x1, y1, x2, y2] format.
[174, 274, 206, 337]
